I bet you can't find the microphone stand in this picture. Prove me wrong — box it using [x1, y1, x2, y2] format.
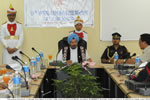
[32, 48, 45, 69]
[15, 56, 32, 79]
[19, 51, 31, 62]
[12, 57, 28, 89]
[0, 83, 14, 98]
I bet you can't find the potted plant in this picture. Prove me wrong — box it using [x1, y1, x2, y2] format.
[53, 62, 103, 98]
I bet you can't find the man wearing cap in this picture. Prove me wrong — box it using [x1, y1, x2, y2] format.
[101, 32, 129, 64]
[69, 16, 88, 42]
[0, 4, 24, 64]
[57, 34, 92, 65]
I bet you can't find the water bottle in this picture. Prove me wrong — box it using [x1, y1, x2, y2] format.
[23, 62, 30, 81]
[36, 55, 41, 72]
[39, 51, 44, 65]
[135, 56, 141, 67]
[30, 57, 36, 75]
[13, 71, 21, 98]
[114, 51, 119, 63]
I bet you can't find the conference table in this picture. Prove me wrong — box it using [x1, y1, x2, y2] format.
[21, 64, 150, 98]
[22, 69, 47, 98]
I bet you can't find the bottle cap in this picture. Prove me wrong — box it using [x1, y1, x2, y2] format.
[25, 62, 28, 65]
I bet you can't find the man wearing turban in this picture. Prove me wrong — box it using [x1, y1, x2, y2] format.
[57, 34, 92, 65]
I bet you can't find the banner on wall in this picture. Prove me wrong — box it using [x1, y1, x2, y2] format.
[24, 0, 94, 27]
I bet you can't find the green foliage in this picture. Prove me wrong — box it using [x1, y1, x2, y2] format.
[53, 63, 103, 98]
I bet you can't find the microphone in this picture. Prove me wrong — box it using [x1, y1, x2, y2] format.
[12, 56, 23, 67]
[124, 53, 136, 64]
[15, 56, 25, 64]
[19, 51, 31, 62]
[32, 47, 45, 69]
[14, 56, 32, 79]
[130, 53, 136, 58]
[11, 56, 28, 89]
[11, 56, 30, 96]
[49, 51, 62, 66]
[56, 50, 60, 62]
[32, 47, 40, 55]
[8, 66, 31, 97]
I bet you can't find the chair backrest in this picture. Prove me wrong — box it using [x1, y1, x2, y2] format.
[58, 37, 68, 52]
[58, 36, 87, 52]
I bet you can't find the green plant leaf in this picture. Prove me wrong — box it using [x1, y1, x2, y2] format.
[53, 63, 103, 98]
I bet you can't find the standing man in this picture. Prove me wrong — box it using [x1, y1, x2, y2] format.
[0, 4, 24, 64]
[69, 16, 88, 42]
[101, 32, 129, 64]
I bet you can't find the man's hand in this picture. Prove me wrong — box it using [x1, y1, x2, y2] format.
[67, 60, 73, 66]
[7, 48, 18, 54]
[117, 58, 136, 64]
[12, 48, 18, 53]
[101, 58, 114, 64]
[109, 58, 114, 64]
[117, 59, 124, 64]
[126, 58, 136, 64]
[7, 48, 13, 54]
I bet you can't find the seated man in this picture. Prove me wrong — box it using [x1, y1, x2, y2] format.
[101, 32, 129, 64]
[57, 34, 92, 65]
[122, 33, 150, 64]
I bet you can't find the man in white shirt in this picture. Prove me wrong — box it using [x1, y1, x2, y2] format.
[69, 16, 88, 42]
[138, 34, 150, 62]
[118, 33, 150, 64]
[136, 33, 150, 62]
[0, 4, 24, 64]
[57, 34, 92, 65]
